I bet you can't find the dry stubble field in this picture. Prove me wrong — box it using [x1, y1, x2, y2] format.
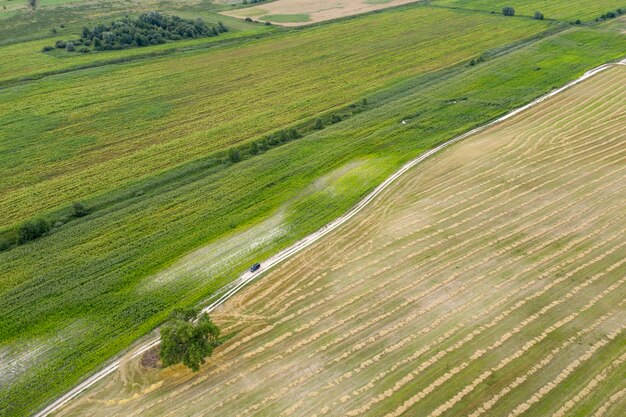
[54, 66, 626, 417]
[221, 0, 422, 25]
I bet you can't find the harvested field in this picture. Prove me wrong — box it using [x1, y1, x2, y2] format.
[52, 65, 626, 417]
[222, 0, 422, 25]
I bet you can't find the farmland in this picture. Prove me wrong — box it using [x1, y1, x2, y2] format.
[222, 0, 422, 26]
[0, 5, 550, 228]
[1, 1, 625, 417]
[432, 0, 626, 21]
[52, 64, 626, 417]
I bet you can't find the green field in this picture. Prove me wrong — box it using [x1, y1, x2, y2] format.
[432, 0, 626, 21]
[0, 6, 549, 228]
[0, 1, 625, 416]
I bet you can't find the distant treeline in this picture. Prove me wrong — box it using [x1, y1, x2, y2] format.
[43, 12, 227, 53]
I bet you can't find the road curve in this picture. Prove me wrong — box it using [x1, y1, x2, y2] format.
[34, 58, 625, 417]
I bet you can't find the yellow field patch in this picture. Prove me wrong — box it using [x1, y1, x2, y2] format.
[222, 0, 423, 26]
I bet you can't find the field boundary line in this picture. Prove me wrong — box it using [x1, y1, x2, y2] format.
[34, 57, 626, 417]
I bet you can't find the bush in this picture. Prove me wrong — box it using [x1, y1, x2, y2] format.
[17, 219, 50, 244]
[533, 11, 544, 20]
[66, 42, 75, 52]
[314, 118, 324, 130]
[55, 40, 66, 48]
[245, 17, 253, 22]
[502, 6, 515, 16]
[331, 114, 342, 123]
[72, 202, 90, 217]
[42, 45, 54, 52]
[0, 238, 11, 251]
[228, 148, 241, 163]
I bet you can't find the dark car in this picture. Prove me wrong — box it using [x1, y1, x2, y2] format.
[249, 263, 261, 273]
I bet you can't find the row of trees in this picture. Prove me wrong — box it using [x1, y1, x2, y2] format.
[44, 12, 227, 53]
[0, 202, 90, 251]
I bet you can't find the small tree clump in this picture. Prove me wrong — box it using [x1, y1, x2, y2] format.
[502, 6, 515, 16]
[160, 308, 220, 372]
[533, 11, 544, 20]
[17, 219, 50, 244]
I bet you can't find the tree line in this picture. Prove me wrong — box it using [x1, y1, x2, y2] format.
[43, 12, 228, 53]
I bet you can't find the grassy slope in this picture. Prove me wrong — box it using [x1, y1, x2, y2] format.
[0, 6, 549, 228]
[432, 0, 626, 20]
[1, 16, 624, 416]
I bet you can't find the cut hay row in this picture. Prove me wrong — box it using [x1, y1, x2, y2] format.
[551, 350, 626, 417]
[506, 326, 625, 417]
[209, 206, 626, 417]
[591, 387, 626, 417]
[207, 180, 625, 393]
[257, 130, 626, 320]
[185, 145, 624, 412]
[468, 302, 626, 417]
[345, 253, 626, 416]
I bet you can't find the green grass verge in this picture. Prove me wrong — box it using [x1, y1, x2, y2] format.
[0, 15, 624, 416]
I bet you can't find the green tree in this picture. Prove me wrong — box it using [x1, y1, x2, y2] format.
[160, 309, 220, 372]
[533, 11, 544, 20]
[502, 6, 515, 16]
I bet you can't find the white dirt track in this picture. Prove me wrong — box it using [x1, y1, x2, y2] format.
[35, 58, 626, 417]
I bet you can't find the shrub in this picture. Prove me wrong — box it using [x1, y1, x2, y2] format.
[331, 114, 342, 123]
[502, 6, 515, 16]
[66, 42, 75, 52]
[17, 219, 50, 244]
[245, 17, 253, 22]
[55, 40, 66, 48]
[0, 238, 11, 251]
[228, 148, 241, 163]
[42, 45, 54, 52]
[533, 11, 544, 20]
[72, 202, 90, 217]
[314, 118, 324, 130]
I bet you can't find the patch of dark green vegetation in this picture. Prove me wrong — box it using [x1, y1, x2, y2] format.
[44, 12, 228, 53]
[595, 7, 625, 21]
